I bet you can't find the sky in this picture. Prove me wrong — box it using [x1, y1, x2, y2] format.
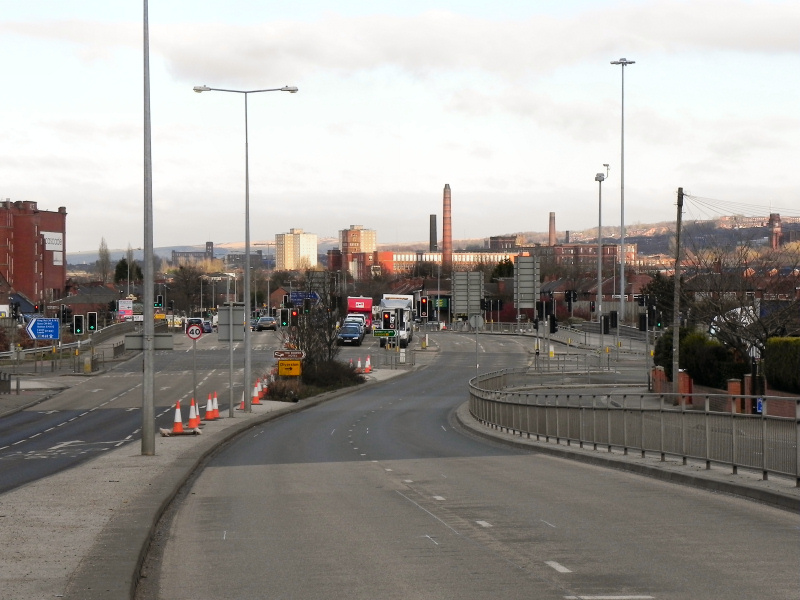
[1, 0, 798, 256]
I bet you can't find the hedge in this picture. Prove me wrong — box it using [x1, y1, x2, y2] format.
[764, 337, 800, 393]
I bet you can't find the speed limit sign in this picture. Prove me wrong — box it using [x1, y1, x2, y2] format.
[186, 324, 203, 340]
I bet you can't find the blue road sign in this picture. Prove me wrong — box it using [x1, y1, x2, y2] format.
[289, 291, 320, 304]
[25, 318, 61, 341]
[756, 398, 763, 414]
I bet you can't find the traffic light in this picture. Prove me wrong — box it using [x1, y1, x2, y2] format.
[303, 298, 311, 314]
[590, 300, 596, 313]
[566, 290, 573, 310]
[290, 308, 299, 326]
[87, 312, 98, 331]
[154, 294, 163, 308]
[420, 296, 429, 317]
[602, 315, 610, 334]
[168, 299, 174, 312]
[648, 305, 656, 324]
[656, 312, 663, 328]
[610, 310, 618, 329]
[33, 304, 40, 313]
[73, 314, 85, 335]
[639, 314, 647, 331]
[549, 314, 558, 333]
[280, 309, 289, 327]
[382, 311, 392, 329]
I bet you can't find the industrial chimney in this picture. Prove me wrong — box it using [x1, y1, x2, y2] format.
[548, 212, 556, 246]
[429, 214, 438, 251]
[442, 184, 452, 271]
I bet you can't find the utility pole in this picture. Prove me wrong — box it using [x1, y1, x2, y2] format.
[672, 187, 684, 396]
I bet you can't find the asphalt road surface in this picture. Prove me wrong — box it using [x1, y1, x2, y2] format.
[140, 333, 799, 600]
[0, 329, 284, 494]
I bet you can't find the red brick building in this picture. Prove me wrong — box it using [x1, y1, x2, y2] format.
[0, 200, 67, 303]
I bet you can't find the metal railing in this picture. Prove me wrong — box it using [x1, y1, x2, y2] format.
[469, 367, 800, 485]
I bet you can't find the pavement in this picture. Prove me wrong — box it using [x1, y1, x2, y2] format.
[0, 333, 797, 600]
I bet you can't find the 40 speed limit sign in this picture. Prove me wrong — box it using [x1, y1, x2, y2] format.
[186, 323, 203, 340]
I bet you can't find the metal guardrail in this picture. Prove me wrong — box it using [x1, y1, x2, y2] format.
[469, 368, 800, 485]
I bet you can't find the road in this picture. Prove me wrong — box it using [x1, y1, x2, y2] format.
[0, 328, 288, 494]
[140, 333, 799, 600]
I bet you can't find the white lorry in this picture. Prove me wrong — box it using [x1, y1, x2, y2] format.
[378, 294, 414, 348]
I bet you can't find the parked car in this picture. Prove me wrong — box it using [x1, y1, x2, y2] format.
[255, 316, 277, 331]
[337, 323, 364, 346]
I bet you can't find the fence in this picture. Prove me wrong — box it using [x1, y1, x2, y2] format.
[468, 367, 800, 486]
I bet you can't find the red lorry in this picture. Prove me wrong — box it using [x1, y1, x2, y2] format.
[346, 296, 373, 331]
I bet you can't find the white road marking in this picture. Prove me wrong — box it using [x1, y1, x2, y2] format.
[433, 495, 445, 501]
[330, 429, 335, 435]
[424, 535, 439, 545]
[541, 520, 556, 528]
[441, 425, 447, 431]
[385, 468, 393, 472]
[563, 596, 654, 600]
[476, 520, 492, 528]
[546, 561, 572, 573]
[403, 479, 413, 483]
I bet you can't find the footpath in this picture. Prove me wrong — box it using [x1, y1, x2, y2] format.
[0, 333, 797, 599]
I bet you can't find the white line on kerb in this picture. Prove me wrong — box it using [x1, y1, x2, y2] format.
[545, 561, 572, 573]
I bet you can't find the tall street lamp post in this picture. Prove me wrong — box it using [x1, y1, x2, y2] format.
[595, 169, 607, 353]
[193, 84, 297, 412]
[611, 57, 634, 324]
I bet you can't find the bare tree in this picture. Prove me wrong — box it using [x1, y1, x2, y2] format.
[97, 238, 111, 283]
[286, 271, 341, 366]
[682, 222, 800, 367]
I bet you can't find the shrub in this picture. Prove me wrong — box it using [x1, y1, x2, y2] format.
[764, 337, 800, 393]
[302, 360, 365, 390]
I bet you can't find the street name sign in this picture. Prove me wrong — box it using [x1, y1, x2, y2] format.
[274, 349, 305, 360]
[372, 329, 397, 337]
[25, 318, 60, 341]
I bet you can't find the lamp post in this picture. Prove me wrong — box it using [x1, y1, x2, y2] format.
[610, 57, 634, 325]
[194, 84, 297, 412]
[596, 168, 608, 353]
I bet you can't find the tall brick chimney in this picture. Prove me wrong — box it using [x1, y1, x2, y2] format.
[548, 212, 556, 246]
[442, 184, 452, 271]
[429, 214, 437, 251]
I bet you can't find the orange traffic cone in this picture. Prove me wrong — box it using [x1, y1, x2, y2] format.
[251, 381, 261, 405]
[356, 357, 362, 373]
[203, 393, 215, 421]
[237, 391, 246, 411]
[349, 358, 353, 368]
[187, 398, 200, 428]
[212, 392, 219, 419]
[364, 355, 372, 373]
[172, 400, 184, 434]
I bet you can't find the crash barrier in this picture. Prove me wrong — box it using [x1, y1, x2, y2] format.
[113, 340, 125, 358]
[380, 349, 415, 369]
[469, 367, 800, 486]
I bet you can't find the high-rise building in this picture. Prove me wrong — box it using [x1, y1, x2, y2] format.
[275, 228, 318, 270]
[339, 225, 376, 254]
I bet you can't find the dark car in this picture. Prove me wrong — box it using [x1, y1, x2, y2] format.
[337, 323, 364, 346]
[256, 316, 277, 331]
[202, 320, 213, 333]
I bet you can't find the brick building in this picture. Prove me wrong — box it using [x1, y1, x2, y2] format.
[0, 200, 67, 304]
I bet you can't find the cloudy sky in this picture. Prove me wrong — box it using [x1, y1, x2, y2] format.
[1, 0, 798, 254]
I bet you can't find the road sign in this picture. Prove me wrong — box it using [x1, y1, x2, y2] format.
[289, 291, 320, 304]
[186, 324, 203, 340]
[278, 359, 302, 376]
[274, 349, 305, 360]
[25, 318, 60, 341]
[372, 329, 397, 337]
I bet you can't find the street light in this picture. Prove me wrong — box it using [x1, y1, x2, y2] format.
[596, 165, 609, 352]
[194, 83, 298, 412]
[610, 57, 634, 325]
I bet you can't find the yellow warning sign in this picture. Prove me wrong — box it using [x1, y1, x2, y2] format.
[278, 359, 302, 377]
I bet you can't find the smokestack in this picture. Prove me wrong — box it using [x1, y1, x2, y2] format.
[442, 184, 452, 271]
[548, 212, 556, 246]
[429, 214, 438, 251]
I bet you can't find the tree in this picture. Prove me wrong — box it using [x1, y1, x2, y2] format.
[114, 258, 143, 286]
[97, 238, 111, 284]
[170, 265, 203, 316]
[681, 221, 800, 370]
[285, 271, 341, 366]
[491, 258, 514, 281]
